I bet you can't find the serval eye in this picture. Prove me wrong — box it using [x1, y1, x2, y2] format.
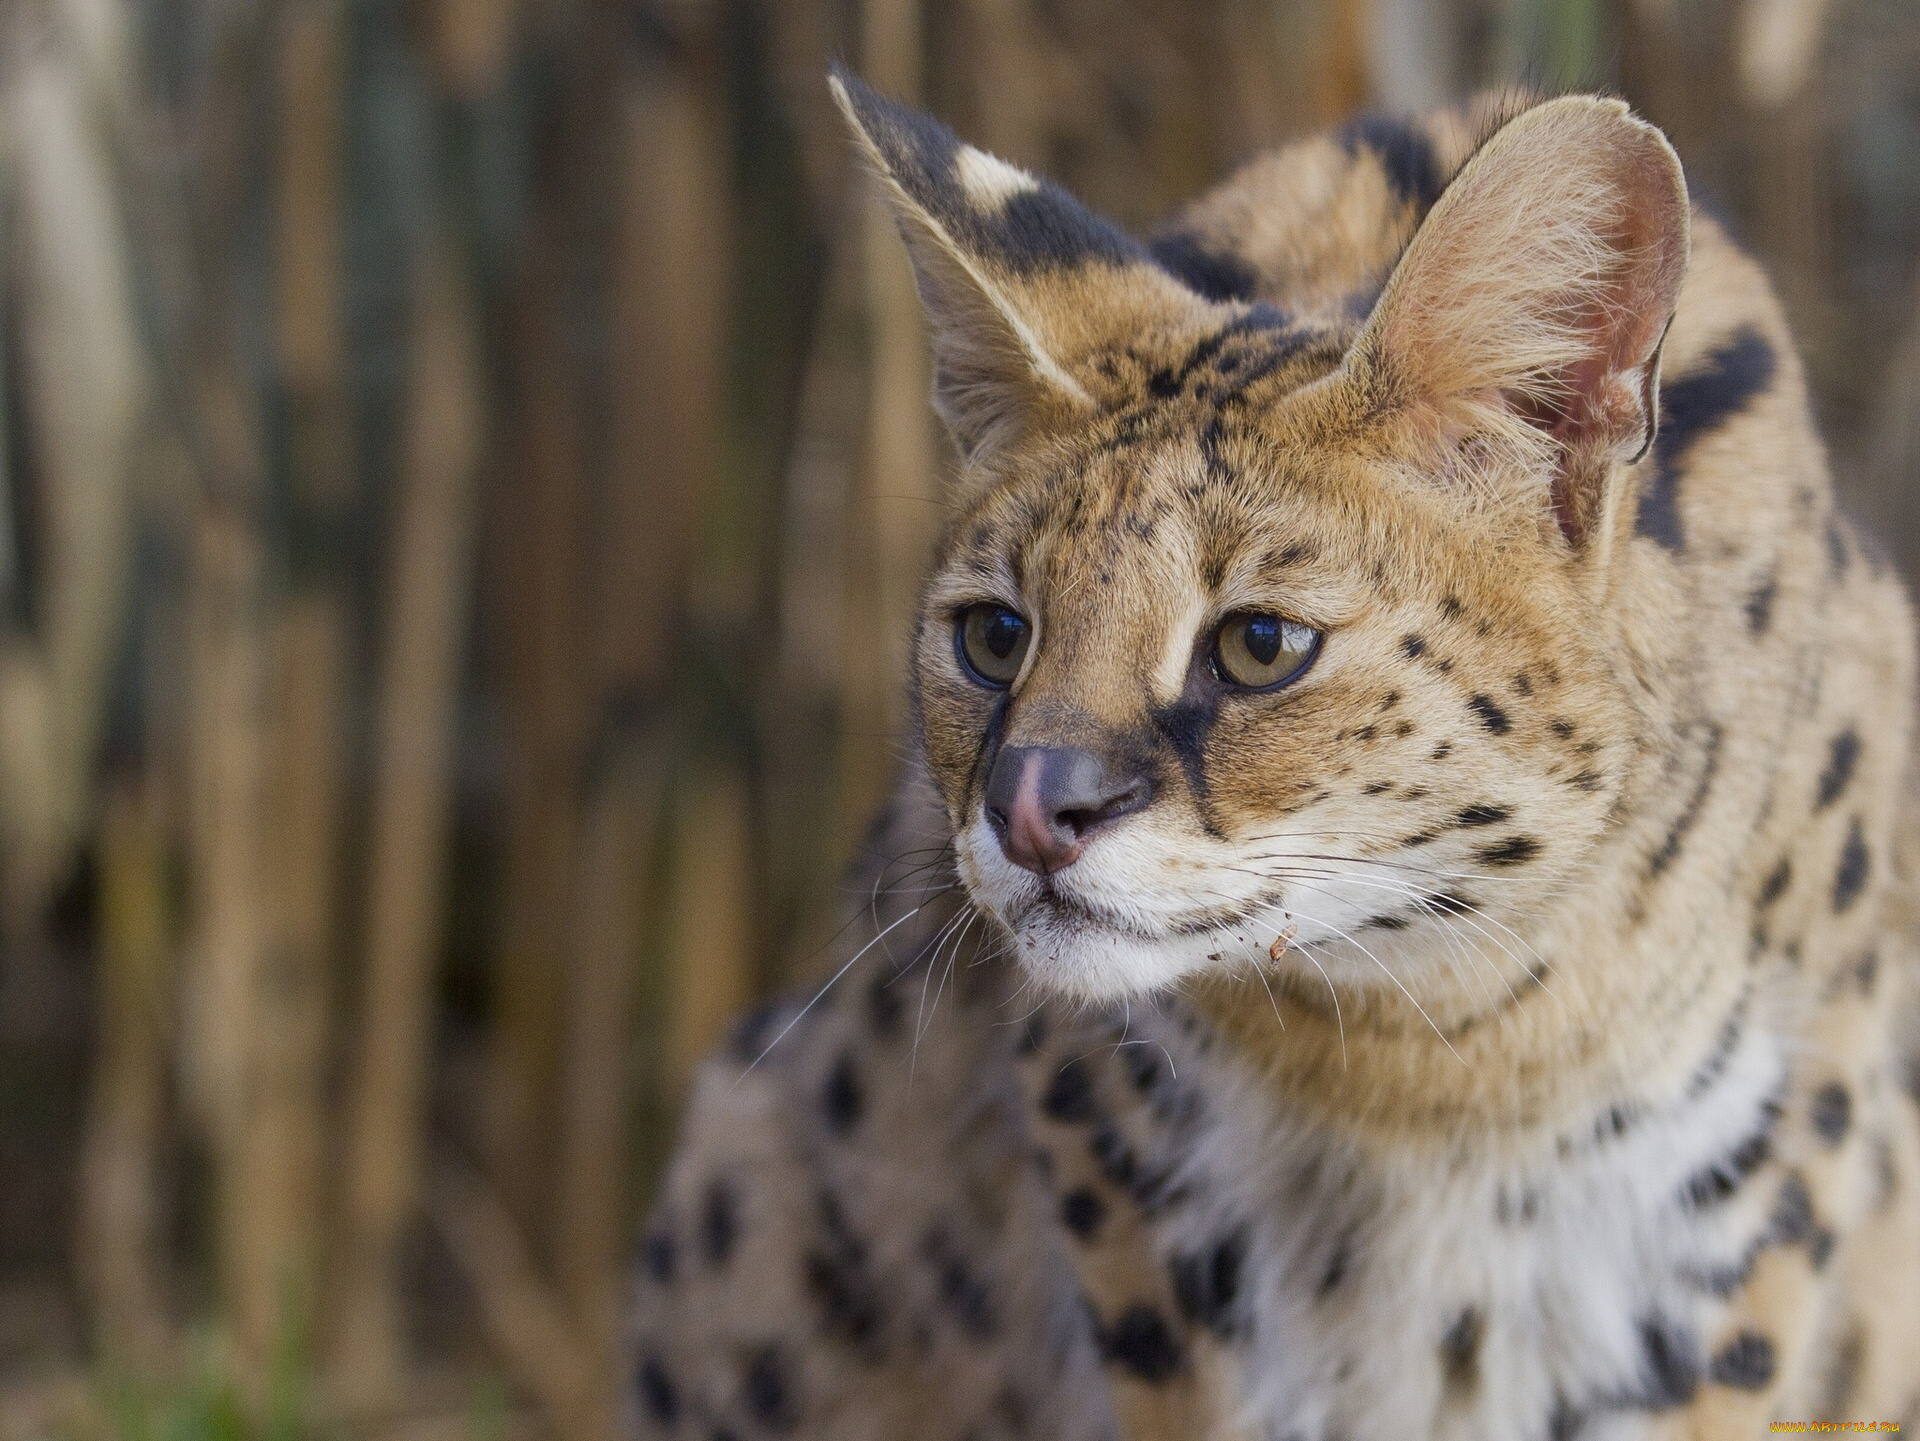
[1213, 612, 1321, 690]
[957, 604, 1031, 688]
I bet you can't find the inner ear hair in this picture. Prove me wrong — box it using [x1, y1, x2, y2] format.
[1349, 95, 1690, 546]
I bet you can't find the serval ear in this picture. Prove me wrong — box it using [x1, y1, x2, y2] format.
[830, 69, 1204, 470]
[1344, 96, 1690, 548]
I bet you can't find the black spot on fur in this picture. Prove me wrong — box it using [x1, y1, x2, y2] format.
[823, 1053, 864, 1134]
[1100, 1305, 1186, 1382]
[1363, 780, 1393, 795]
[702, 1180, 738, 1268]
[1440, 1307, 1483, 1393]
[1682, 1122, 1773, 1208]
[1833, 819, 1870, 912]
[1636, 327, 1777, 551]
[805, 1192, 884, 1354]
[1042, 1058, 1097, 1124]
[1549, 718, 1576, 739]
[726, 1000, 785, 1063]
[1771, 1172, 1816, 1245]
[643, 1232, 676, 1284]
[1758, 858, 1791, 909]
[923, 1227, 999, 1341]
[1474, 835, 1541, 867]
[1710, 1331, 1776, 1391]
[638, 1356, 679, 1425]
[1149, 228, 1259, 302]
[1061, 1187, 1106, 1239]
[1810, 1226, 1837, 1270]
[1339, 113, 1446, 213]
[1170, 1230, 1245, 1337]
[1685, 989, 1752, 1100]
[1122, 1045, 1164, 1094]
[868, 973, 904, 1039]
[1425, 892, 1474, 916]
[1817, 731, 1861, 810]
[1089, 1123, 1137, 1189]
[1467, 695, 1511, 734]
[1431, 741, 1452, 760]
[1317, 1237, 1351, 1296]
[1365, 912, 1411, 931]
[1811, 1083, 1852, 1146]
[1456, 804, 1510, 827]
[1637, 1314, 1701, 1407]
[1401, 634, 1427, 659]
[1745, 575, 1777, 634]
[742, 1345, 798, 1432]
[1016, 1010, 1047, 1054]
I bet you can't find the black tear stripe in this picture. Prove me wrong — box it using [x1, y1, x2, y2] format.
[1153, 697, 1217, 821]
[1149, 228, 1260, 303]
[833, 70, 1143, 278]
[1338, 113, 1447, 215]
[1635, 327, 1778, 552]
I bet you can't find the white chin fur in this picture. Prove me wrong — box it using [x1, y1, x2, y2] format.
[956, 813, 1463, 1004]
[956, 815, 1285, 1003]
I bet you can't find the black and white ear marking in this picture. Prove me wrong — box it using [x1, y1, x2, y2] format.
[830, 68, 1144, 281]
[830, 69, 1211, 469]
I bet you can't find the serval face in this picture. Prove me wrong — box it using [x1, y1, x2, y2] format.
[838, 76, 1686, 1004]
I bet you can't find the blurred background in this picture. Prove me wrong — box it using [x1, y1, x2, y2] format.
[0, 0, 1917, 1435]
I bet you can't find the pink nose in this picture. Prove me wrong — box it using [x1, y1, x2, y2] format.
[984, 746, 1152, 876]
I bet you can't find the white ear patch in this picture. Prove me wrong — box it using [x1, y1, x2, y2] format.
[954, 145, 1041, 213]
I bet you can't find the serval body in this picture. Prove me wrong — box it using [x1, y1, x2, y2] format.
[625, 76, 1920, 1440]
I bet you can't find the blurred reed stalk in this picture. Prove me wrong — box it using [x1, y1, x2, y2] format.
[333, 231, 484, 1407]
[0, 0, 143, 946]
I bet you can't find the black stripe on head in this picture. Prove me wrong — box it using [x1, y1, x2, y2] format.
[834, 69, 1145, 278]
[1339, 114, 1447, 214]
[1148, 228, 1260, 302]
[1636, 327, 1778, 552]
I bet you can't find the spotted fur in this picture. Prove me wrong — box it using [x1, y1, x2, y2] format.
[625, 74, 1920, 1439]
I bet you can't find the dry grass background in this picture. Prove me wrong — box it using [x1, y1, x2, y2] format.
[0, 0, 1916, 1435]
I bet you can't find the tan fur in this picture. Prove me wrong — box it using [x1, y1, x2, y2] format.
[626, 82, 1920, 1439]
